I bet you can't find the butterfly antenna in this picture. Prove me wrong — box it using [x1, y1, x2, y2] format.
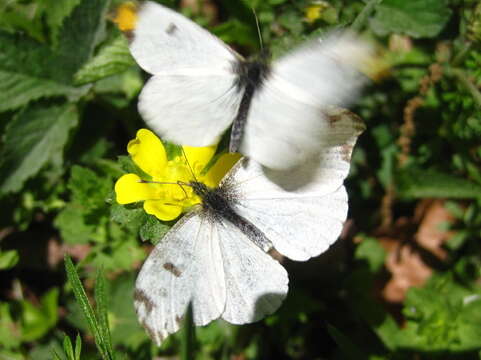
[181, 147, 199, 183]
[252, 7, 263, 51]
[138, 179, 190, 198]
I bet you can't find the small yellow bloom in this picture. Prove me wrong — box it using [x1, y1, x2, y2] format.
[113, 2, 138, 32]
[305, 1, 335, 24]
[115, 129, 240, 221]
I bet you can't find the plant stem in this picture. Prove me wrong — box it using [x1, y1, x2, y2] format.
[350, 0, 381, 33]
[452, 41, 473, 67]
[180, 303, 195, 360]
[451, 68, 481, 110]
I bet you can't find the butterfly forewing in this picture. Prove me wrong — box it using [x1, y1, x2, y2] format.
[129, 1, 244, 147]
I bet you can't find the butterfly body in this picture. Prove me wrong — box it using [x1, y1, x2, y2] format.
[230, 58, 270, 152]
[190, 181, 272, 252]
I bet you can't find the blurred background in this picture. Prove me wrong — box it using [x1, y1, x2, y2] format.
[1, 0, 481, 358]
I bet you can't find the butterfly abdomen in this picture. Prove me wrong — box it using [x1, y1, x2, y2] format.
[230, 60, 270, 153]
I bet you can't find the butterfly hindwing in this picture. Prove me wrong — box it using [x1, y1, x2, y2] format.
[139, 73, 241, 146]
[134, 211, 226, 345]
[216, 219, 288, 324]
[128, 1, 244, 146]
[135, 207, 288, 345]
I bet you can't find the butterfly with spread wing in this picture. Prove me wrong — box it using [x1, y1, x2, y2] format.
[133, 108, 364, 345]
[116, 1, 371, 170]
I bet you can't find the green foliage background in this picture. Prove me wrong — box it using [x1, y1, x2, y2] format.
[1, 0, 481, 358]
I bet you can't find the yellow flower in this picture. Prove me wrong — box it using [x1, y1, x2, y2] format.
[115, 129, 240, 221]
[305, 1, 338, 24]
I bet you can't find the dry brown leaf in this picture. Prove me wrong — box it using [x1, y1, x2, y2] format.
[380, 200, 454, 303]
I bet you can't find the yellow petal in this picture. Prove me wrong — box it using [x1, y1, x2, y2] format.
[182, 144, 217, 175]
[203, 153, 241, 188]
[128, 129, 167, 178]
[144, 200, 182, 221]
[115, 173, 159, 204]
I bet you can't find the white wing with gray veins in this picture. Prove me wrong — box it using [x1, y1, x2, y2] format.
[134, 211, 225, 346]
[134, 210, 288, 346]
[128, 1, 243, 147]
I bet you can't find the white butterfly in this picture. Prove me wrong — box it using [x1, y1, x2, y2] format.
[123, 1, 371, 170]
[134, 108, 364, 345]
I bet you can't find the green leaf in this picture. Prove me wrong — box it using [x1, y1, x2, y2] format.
[21, 288, 59, 341]
[68, 165, 112, 210]
[0, 0, 109, 109]
[54, 204, 97, 244]
[0, 303, 21, 349]
[42, 0, 82, 47]
[0, 103, 79, 194]
[64, 255, 112, 360]
[74, 334, 82, 360]
[354, 236, 386, 273]
[108, 274, 148, 348]
[139, 215, 171, 243]
[74, 35, 136, 85]
[0, 249, 19, 270]
[398, 272, 481, 352]
[0, 71, 87, 112]
[396, 167, 481, 199]
[95, 268, 115, 359]
[63, 335, 75, 360]
[370, 0, 452, 38]
[0, 2, 46, 42]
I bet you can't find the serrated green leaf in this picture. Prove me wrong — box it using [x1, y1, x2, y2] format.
[0, 0, 108, 109]
[42, 0, 82, 46]
[54, 204, 96, 244]
[0, 70, 87, 112]
[0, 103, 79, 194]
[0, 249, 19, 270]
[110, 203, 145, 229]
[396, 168, 481, 199]
[74, 35, 136, 85]
[68, 165, 112, 210]
[140, 215, 171, 243]
[0, 3, 45, 42]
[370, 0, 452, 38]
